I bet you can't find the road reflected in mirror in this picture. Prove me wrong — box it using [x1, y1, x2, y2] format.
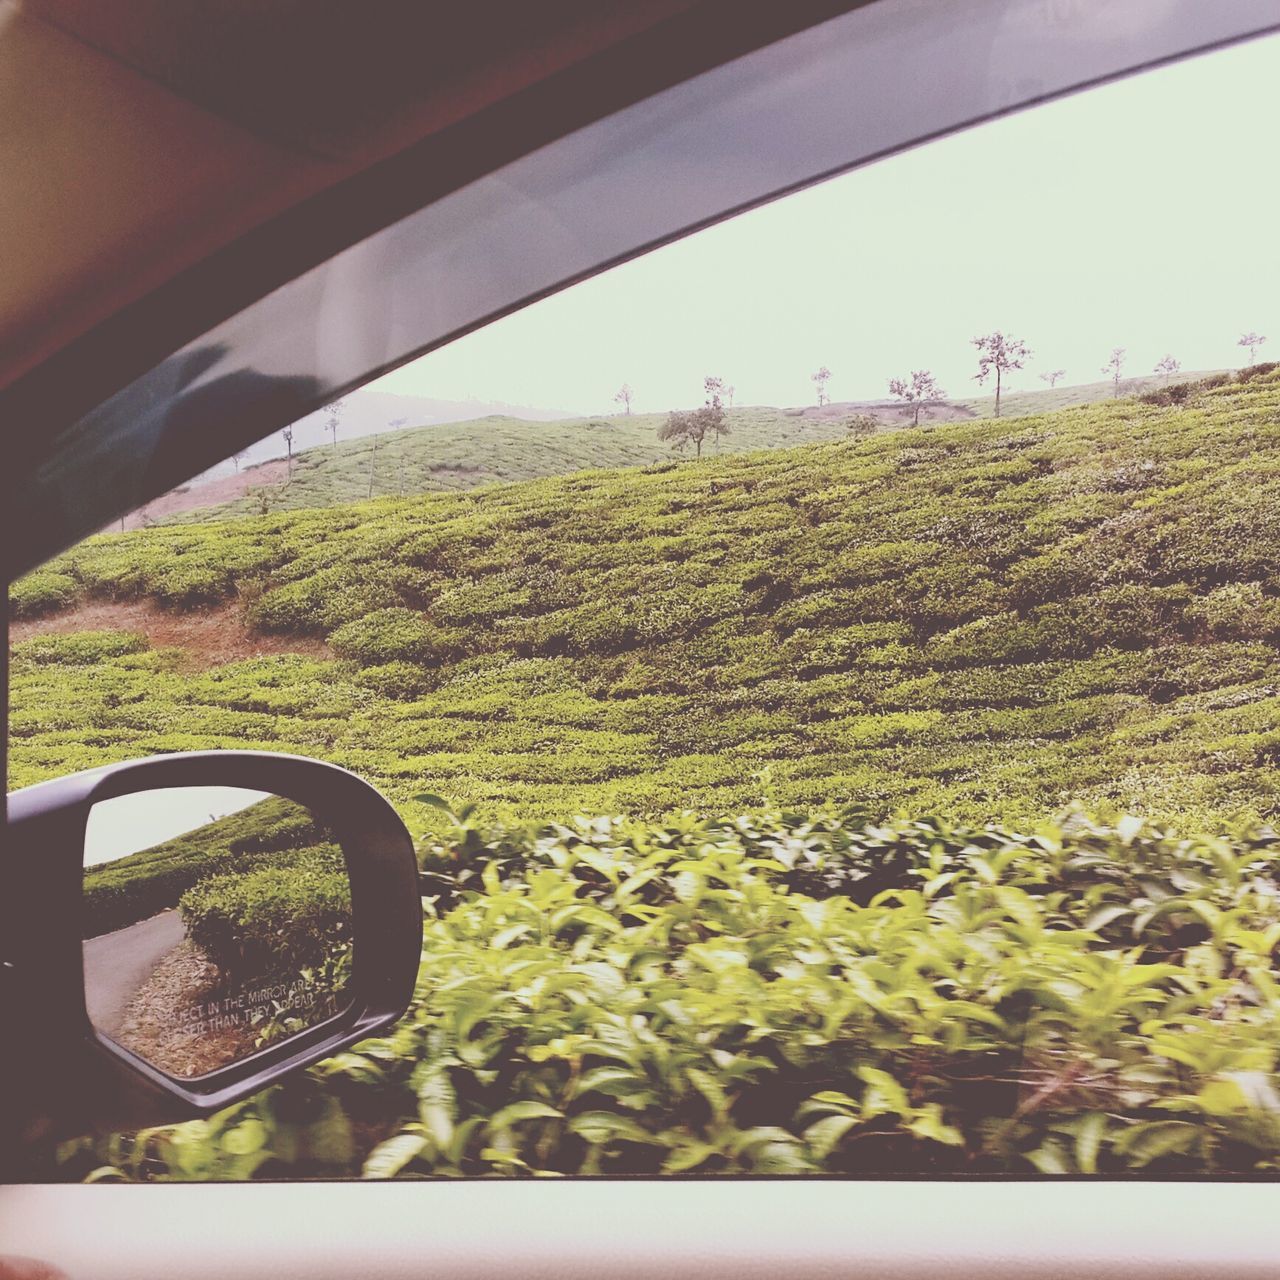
[82, 787, 353, 1078]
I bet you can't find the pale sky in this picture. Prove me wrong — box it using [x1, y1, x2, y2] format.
[370, 31, 1280, 416]
[85, 787, 272, 867]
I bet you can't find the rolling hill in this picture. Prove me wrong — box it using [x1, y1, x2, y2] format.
[132, 371, 1229, 527]
[12, 367, 1280, 835]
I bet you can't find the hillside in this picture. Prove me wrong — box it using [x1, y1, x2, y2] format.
[149, 405, 908, 524]
[138, 372, 1228, 527]
[13, 367, 1280, 834]
[956, 368, 1228, 419]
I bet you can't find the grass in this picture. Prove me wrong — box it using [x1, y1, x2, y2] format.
[12, 368, 1280, 837]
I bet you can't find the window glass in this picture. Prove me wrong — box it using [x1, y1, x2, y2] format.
[10, 33, 1280, 1179]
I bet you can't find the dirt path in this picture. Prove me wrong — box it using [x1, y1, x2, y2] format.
[10, 599, 330, 668]
[83, 910, 185, 1039]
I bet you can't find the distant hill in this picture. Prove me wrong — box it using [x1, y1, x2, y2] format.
[141, 404, 913, 524]
[196, 388, 580, 477]
[956, 369, 1228, 419]
[138, 371, 1228, 525]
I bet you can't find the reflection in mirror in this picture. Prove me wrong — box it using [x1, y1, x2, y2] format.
[82, 787, 353, 1078]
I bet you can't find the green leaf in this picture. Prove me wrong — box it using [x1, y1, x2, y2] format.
[687, 1067, 730, 1120]
[491, 922, 534, 949]
[568, 1113, 662, 1146]
[1084, 904, 1134, 934]
[907, 1104, 965, 1148]
[1073, 1112, 1106, 1174]
[1025, 1140, 1070, 1174]
[1113, 1121, 1199, 1168]
[363, 1132, 428, 1178]
[413, 793, 456, 813]
[857, 1066, 910, 1119]
[804, 1113, 858, 1160]
[490, 1101, 564, 1128]
[220, 1119, 267, 1156]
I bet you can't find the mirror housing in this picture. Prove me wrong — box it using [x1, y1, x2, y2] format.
[2, 752, 420, 1146]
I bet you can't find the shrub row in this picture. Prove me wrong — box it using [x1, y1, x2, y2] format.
[63, 807, 1280, 1181]
[179, 846, 350, 982]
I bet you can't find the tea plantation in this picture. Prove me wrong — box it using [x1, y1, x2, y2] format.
[14, 366, 1280, 1177]
[167, 406, 869, 521]
[12, 369, 1280, 833]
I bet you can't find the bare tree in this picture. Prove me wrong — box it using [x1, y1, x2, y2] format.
[1154, 354, 1181, 384]
[810, 366, 832, 407]
[972, 331, 1030, 417]
[1101, 347, 1126, 397]
[888, 369, 945, 427]
[1238, 332, 1268, 365]
[368, 433, 380, 499]
[613, 383, 634, 415]
[230, 449, 248, 472]
[724, 384, 736, 409]
[282, 425, 294, 477]
[324, 398, 346, 446]
[1039, 369, 1066, 388]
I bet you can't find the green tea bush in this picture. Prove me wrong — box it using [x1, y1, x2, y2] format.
[179, 847, 350, 981]
[1187, 581, 1280, 640]
[9, 569, 80, 618]
[67, 807, 1280, 1182]
[81, 797, 332, 937]
[329, 608, 461, 666]
[14, 630, 149, 667]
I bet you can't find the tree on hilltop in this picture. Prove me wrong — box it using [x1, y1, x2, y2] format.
[811, 366, 832, 407]
[658, 379, 729, 459]
[613, 383, 634, 415]
[888, 369, 945, 427]
[1239, 332, 1268, 365]
[1154, 354, 1181, 384]
[1039, 369, 1066, 388]
[1102, 347, 1126, 397]
[282, 424, 295, 477]
[972, 331, 1030, 418]
[657, 407, 715, 459]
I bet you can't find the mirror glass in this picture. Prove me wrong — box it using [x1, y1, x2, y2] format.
[82, 787, 353, 1078]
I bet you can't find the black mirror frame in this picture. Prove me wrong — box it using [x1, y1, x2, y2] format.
[2, 750, 421, 1130]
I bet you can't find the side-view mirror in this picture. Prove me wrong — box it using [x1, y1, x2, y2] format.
[2, 751, 420, 1145]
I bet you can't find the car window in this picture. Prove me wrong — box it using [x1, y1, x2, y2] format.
[9, 31, 1280, 1181]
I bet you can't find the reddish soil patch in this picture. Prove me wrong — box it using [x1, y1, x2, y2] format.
[116, 459, 291, 530]
[10, 599, 330, 669]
